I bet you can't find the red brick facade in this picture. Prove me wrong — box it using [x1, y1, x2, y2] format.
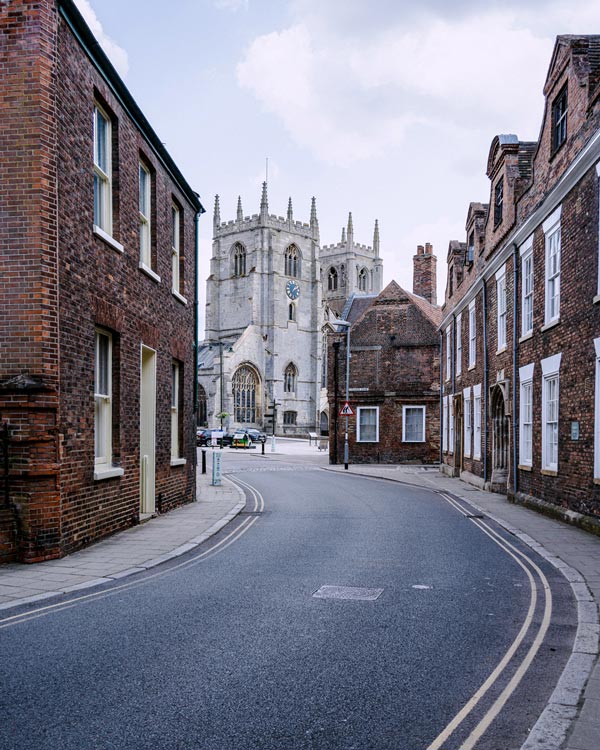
[328, 280, 441, 465]
[440, 36, 600, 528]
[0, 0, 203, 562]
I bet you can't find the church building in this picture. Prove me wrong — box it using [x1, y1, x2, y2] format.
[198, 184, 383, 435]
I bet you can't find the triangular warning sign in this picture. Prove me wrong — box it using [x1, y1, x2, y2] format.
[339, 402, 354, 416]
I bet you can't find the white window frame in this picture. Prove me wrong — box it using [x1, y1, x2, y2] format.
[595, 338, 600, 479]
[449, 399, 455, 454]
[519, 363, 534, 467]
[456, 313, 462, 377]
[139, 161, 152, 270]
[357, 406, 379, 443]
[473, 384, 482, 460]
[597, 162, 600, 298]
[496, 265, 507, 352]
[520, 236, 534, 338]
[442, 396, 448, 452]
[543, 205, 562, 326]
[95, 329, 112, 469]
[402, 405, 426, 443]
[445, 326, 452, 381]
[172, 203, 181, 296]
[463, 387, 472, 458]
[541, 353, 562, 472]
[171, 361, 180, 460]
[468, 300, 476, 368]
[93, 104, 112, 235]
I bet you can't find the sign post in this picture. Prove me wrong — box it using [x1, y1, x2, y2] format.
[211, 450, 222, 486]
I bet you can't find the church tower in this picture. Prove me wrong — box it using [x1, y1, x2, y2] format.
[320, 213, 384, 314]
[202, 185, 322, 434]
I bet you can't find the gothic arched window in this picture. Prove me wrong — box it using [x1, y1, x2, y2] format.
[358, 267, 368, 291]
[232, 242, 246, 276]
[285, 245, 300, 277]
[232, 365, 258, 423]
[288, 302, 296, 321]
[328, 267, 338, 291]
[197, 385, 208, 426]
[284, 363, 297, 393]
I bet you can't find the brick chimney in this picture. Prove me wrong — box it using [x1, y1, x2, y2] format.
[413, 243, 437, 305]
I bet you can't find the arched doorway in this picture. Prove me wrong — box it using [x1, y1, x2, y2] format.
[320, 411, 329, 436]
[453, 395, 463, 477]
[491, 384, 509, 489]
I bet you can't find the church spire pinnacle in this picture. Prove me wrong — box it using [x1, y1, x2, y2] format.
[236, 195, 243, 222]
[373, 219, 380, 257]
[310, 196, 319, 241]
[341, 227, 346, 244]
[287, 197, 293, 223]
[260, 181, 269, 221]
[213, 194, 220, 233]
[347, 212, 354, 241]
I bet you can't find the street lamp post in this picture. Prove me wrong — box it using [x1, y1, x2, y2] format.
[336, 320, 351, 470]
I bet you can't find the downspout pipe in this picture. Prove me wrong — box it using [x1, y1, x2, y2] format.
[512, 243, 519, 496]
[194, 202, 205, 416]
[439, 331, 443, 465]
[482, 279, 489, 484]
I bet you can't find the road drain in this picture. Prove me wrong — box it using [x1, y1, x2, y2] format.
[313, 585, 383, 601]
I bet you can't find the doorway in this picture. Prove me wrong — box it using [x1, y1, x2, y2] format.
[491, 385, 509, 490]
[140, 345, 156, 515]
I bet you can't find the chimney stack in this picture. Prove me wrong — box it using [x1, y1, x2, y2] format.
[413, 243, 437, 305]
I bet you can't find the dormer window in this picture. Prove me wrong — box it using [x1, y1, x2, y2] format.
[494, 179, 503, 228]
[552, 85, 568, 153]
[467, 232, 475, 264]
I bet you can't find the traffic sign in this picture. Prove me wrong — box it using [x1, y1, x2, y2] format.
[339, 402, 354, 416]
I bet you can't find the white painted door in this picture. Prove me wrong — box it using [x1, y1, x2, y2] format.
[140, 345, 157, 514]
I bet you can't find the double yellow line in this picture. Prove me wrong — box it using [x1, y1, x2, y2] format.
[427, 492, 553, 750]
[0, 478, 265, 630]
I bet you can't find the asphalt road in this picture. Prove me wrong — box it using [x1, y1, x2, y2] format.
[0, 451, 576, 750]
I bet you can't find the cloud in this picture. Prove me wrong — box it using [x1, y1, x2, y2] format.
[73, 0, 129, 77]
[214, 0, 249, 11]
[236, 1, 600, 167]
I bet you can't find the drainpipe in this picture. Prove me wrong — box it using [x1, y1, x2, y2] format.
[512, 243, 519, 496]
[333, 341, 340, 464]
[439, 331, 443, 465]
[194, 209, 201, 416]
[482, 279, 489, 484]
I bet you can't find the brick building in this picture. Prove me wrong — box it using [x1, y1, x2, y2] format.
[440, 36, 600, 526]
[0, 0, 204, 562]
[328, 246, 441, 465]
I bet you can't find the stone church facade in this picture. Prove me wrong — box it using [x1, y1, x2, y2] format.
[198, 185, 383, 435]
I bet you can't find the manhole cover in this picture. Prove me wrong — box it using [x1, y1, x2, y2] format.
[312, 585, 383, 601]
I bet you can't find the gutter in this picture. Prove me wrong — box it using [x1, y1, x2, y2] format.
[482, 279, 489, 484]
[512, 243, 519, 495]
[57, 0, 204, 215]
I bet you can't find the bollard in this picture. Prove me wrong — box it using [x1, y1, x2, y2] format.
[261, 440, 265, 455]
[201, 449, 206, 474]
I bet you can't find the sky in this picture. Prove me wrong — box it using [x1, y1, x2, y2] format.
[76, 0, 600, 333]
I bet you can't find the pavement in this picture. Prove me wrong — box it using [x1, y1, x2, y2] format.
[0, 441, 599, 750]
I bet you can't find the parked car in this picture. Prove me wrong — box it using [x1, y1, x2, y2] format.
[232, 432, 250, 449]
[244, 429, 267, 443]
[196, 428, 212, 446]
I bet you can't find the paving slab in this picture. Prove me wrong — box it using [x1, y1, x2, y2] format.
[0, 470, 245, 609]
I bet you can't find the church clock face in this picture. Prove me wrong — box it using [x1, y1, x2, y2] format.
[286, 280, 300, 300]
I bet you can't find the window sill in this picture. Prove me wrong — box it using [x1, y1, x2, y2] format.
[357, 440, 379, 444]
[468, 363, 476, 371]
[94, 465, 125, 481]
[473, 454, 481, 461]
[593, 294, 600, 305]
[172, 290, 188, 305]
[519, 331, 533, 344]
[139, 262, 161, 283]
[93, 225, 124, 254]
[170, 458, 187, 467]
[541, 319, 560, 333]
[402, 440, 426, 444]
[594, 477, 600, 486]
[541, 468, 558, 477]
[518, 464, 532, 472]
[496, 345, 507, 355]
